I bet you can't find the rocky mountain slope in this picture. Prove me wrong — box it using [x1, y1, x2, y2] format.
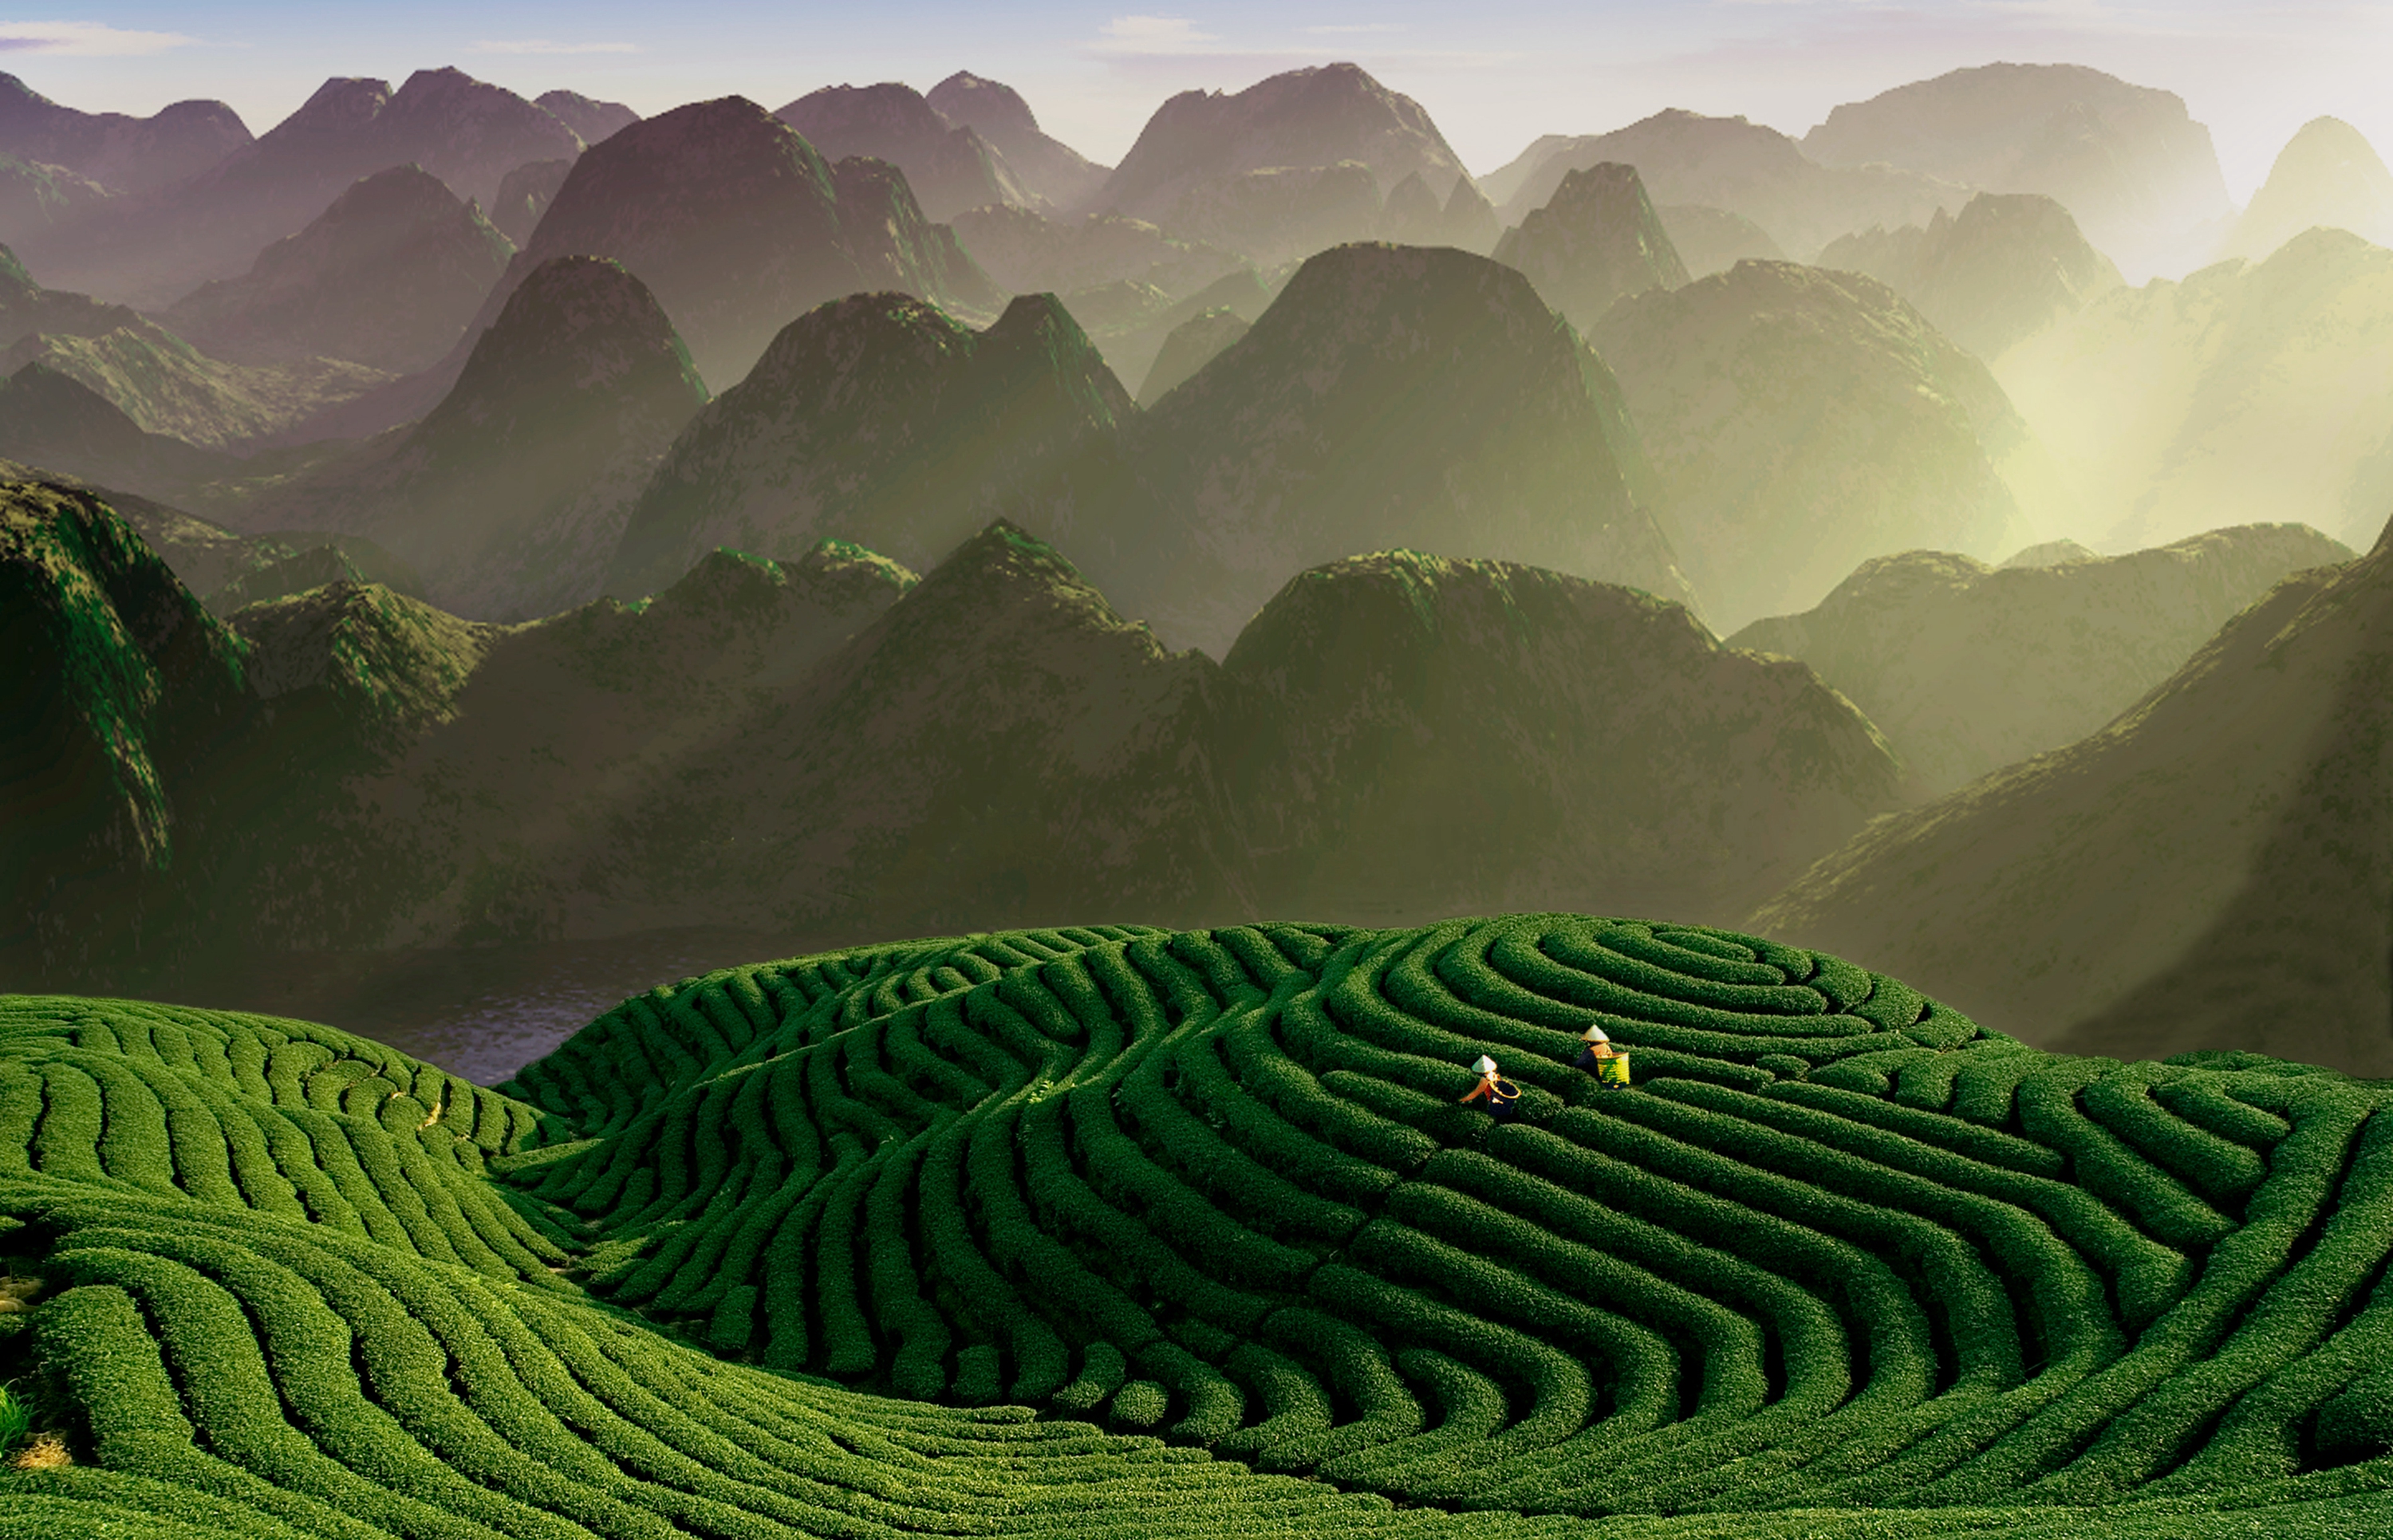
[456, 95, 999, 398]
[1752, 518, 2393, 1074]
[2, 316, 389, 449]
[777, 81, 1030, 222]
[160, 163, 514, 373]
[239, 256, 708, 621]
[1801, 63, 2231, 279]
[1591, 261, 2036, 632]
[1815, 191, 2123, 360]
[1492, 162, 1689, 333]
[1729, 523, 2354, 794]
[1098, 64, 1468, 227]
[0, 70, 250, 193]
[490, 156, 572, 245]
[534, 89, 637, 146]
[11, 66, 580, 307]
[1136, 307, 1249, 408]
[1488, 111, 1966, 259]
[1997, 226, 2393, 552]
[928, 70, 1110, 212]
[1656, 203, 1784, 277]
[2220, 115, 2393, 262]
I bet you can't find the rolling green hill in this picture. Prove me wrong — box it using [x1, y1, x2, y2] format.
[2, 917, 2391, 1535]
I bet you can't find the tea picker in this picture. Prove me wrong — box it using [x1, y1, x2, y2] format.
[1575, 1024, 1630, 1090]
[1459, 1054, 1522, 1121]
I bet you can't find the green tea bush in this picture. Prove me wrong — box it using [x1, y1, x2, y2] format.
[6, 913, 2392, 1536]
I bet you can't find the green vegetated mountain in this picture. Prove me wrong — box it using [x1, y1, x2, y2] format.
[1109, 242, 1696, 654]
[5, 919, 2393, 1535]
[928, 69, 1111, 214]
[1656, 203, 1784, 278]
[0, 69, 251, 195]
[605, 290, 1125, 601]
[1491, 162, 1689, 334]
[2221, 116, 2393, 263]
[1801, 62, 2233, 280]
[1729, 523, 2355, 795]
[1485, 111, 1966, 260]
[160, 163, 514, 373]
[239, 256, 709, 622]
[0, 152, 114, 244]
[1097, 63, 1468, 262]
[1, 315, 390, 450]
[777, 82, 1030, 223]
[1137, 307, 1249, 408]
[1815, 191, 2123, 360]
[12, 66, 584, 308]
[1752, 519, 2393, 1077]
[6, 482, 1894, 979]
[1591, 260, 2038, 633]
[1997, 226, 2393, 552]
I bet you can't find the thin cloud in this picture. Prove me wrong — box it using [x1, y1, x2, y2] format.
[0, 20, 193, 56]
[1305, 23, 1409, 33]
[473, 39, 641, 56]
[1090, 15, 1220, 55]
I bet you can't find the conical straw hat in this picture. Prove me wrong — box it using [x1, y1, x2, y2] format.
[1582, 1025, 1610, 1043]
[1472, 1055, 1498, 1074]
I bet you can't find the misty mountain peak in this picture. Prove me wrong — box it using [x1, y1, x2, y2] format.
[534, 89, 638, 146]
[927, 72, 1039, 140]
[432, 254, 702, 416]
[1493, 161, 1689, 332]
[2224, 114, 2393, 262]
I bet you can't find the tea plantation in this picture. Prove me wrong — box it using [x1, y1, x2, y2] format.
[2, 915, 2391, 1537]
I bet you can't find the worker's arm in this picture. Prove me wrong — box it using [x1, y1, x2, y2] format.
[1460, 1078, 1493, 1104]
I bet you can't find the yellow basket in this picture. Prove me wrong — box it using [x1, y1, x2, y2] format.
[1598, 1052, 1631, 1086]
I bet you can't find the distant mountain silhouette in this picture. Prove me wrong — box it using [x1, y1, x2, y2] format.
[1136, 307, 1248, 408]
[210, 538, 426, 611]
[1492, 162, 1689, 333]
[491, 157, 572, 245]
[1441, 175, 1501, 253]
[1098, 64, 1468, 229]
[777, 82, 1029, 222]
[952, 205, 1244, 299]
[1802, 63, 2231, 279]
[0, 364, 233, 500]
[0, 71, 250, 193]
[241, 256, 708, 621]
[1815, 191, 2122, 360]
[14, 66, 579, 306]
[1592, 261, 2035, 632]
[2220, 116, 2393, 262]
[1729, 523, 2352, 794]
[1655, 204, 1783, 278]
[534, 89, 637, 147]
[1159, 160, 1385, 266]
[1997, 226, 2393, 552]
[606, 290, 1130, 599]
[928, 71, 1110, 213]
[475, 96, 998, 394]
[162, 163, 514, 373]
[1099, 242, 1695, 655]
[1486, 111, 1965, 258]
[1752, 520, 2393, 1076]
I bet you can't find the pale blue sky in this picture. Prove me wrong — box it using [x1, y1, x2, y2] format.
[3, 3, 2387, 199]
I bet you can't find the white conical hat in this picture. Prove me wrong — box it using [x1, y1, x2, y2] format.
[1582, 1025, 1609, 1043]
[1472, 1055, 1498, 1074]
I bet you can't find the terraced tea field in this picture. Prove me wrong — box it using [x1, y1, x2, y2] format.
[2, 915, 2391, 1537]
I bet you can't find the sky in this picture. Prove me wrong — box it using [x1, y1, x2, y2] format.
[2, 3, 2389, 200]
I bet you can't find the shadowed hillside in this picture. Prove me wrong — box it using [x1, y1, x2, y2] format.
[1492, 162, 1689, 333]
[1729, 524, 2354, 794]
[1752, 520, 2393, 1075]
[929, 69, 1110, 213]
[1816, 191, 2123, 360]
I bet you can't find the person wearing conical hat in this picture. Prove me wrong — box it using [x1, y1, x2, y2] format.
[1459, 1054, 1521, 1121]
[1575, 1024, 1628, 1089]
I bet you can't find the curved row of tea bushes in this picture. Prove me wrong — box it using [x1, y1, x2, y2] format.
[490, 916, 2393, 1522]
